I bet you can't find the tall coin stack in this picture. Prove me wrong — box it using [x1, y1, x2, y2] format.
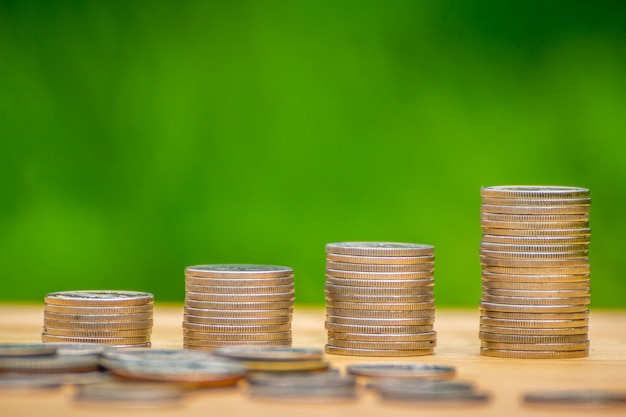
[42, 291, 153, 347]
[183, 264, 294, 352]
[479, 186, 591, 359]
[324, 242, 437, 357]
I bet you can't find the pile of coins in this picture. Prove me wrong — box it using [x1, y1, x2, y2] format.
[324, 242, 437, 357]
[183, 264, 295, 351]
[479, 186, 591, 358]
[42, 291, 153, 347]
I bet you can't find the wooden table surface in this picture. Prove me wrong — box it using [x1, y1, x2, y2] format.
[1, 305, 625, 416]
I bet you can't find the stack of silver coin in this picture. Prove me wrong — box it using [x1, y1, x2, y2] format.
[42, 291, 153, 347]
[479, 186, 591, 359]
[183, 264, 294, 352]
[324, 242, 437, 357]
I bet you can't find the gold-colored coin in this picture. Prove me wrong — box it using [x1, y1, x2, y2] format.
[481, 270, 590, 280]
[184, 314, 290, 325]
[480, 250, 587, 260]
[326, 316, 434, 326]
[481, 196, 591, 206]
[326, 242, 434, 257]
[480, 242, 588, 254]
[185, 284, 294, 294]
[481, 234, 590, 245]
[482, 279, 590, 290]
[325, 345, 434, 357]
[184, 276, 294, 287]
[327, 331, 436, 342]
[41, 334, 151, 345]
[182, 322, 291, 333]
[481, 341, 589, 351]
[324, 284, 433, 296]
[184, 300, 294, 310]
[479, 317, 589, 329]
[42, 327, 152, 337]
[327, 338, 436, 350]
[43, 319, 153, 330]
[480, 257, 589, 268]
[480, 186, 589, 199]
[479, 324, 588, 336]
[481, 213, 588, 223]
[326, 261, 434, 273]
[479, 302, 588, 313]
[480, 347, 588, 359]
[325, 322, 433, 334]
[479, 332, 588, 343]
[185, 264, 293, 278]
[239, 360, 328, 372]
[483, 288, 590, 298]
[326, 254, 435, 265]
[479, 309, 589, 320]
[183, 330, 292, 341]
[480, 220, 588, 230]
[185, 291, 295, 302]
[480, 204, 590, 215]
[326, 308, 435, 319]
[481, 295, 590, 306]
[43, 311, 154, 322]
[481, 227, 591, 237]
[326, 270, 434, 280]
[184, 339, 291, 349]
[325, 301, 435, 311]
[44, 291, 153, 307]
[43, 304, 153, 314]
[325, 294, 434, 303]
[183, 307, 292, 318]
[325, 277, 434, 288]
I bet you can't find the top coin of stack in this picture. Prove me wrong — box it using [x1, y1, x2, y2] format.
[183, 264, 295, 352]
[479, 186, 591, 359]
[42, 291, 154, 347]
[325, 242, 437, 357]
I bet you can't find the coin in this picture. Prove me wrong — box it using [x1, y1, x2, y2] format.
[0, 375, 64, 391]
[480, 242, 589, 253]
[481, 213, 588, 224]
[184, 307, 292, 318]
[479, 302, 588, 313]
[0, 343, 57, 357]
[481, 295, 590, 305]
[326, 316, 434, 326]
[481, 186, 590, 199]
[479, 332, 588, 343]
[326, 254, 435, 265]
[236, 360, 329, 372]
[326, 270, 434, 279]
[0, 355, 100, 373]
[480, 309, 589, 320]
[483, 288, 590, 298]
[183, 339, 292, 348]
[372, 380, 489, 403]
[43, 320, 153, 331]
[325, 301, 435, 311]
[325, 345, 434, 357]
[481, 234, 590, 245]
[479, 324, 588, 336]
[327, 308, 435, 319]
[184, 291, 295, 302]
[75, 382, 185, 405]
[184, 314, 291, 325]
[184, 284, 294, 294]
[480, 347, 588, 359]
[482, 279, 590, 290]
[213, 347, 323, 362]
[326, 277, 434, 288]
[41, 334, 151, 345]
[481, 197, 591, 206]
[185, 264, 293, 278]
[480, 256, 589, 267]
[326, 261, 434, 273]
[107, 358, 245, 384]
[325, 294, 435, 303]
[327, 331, 436, 342]
[325, 323, 433, 334]
[43, 304, 153, 314]
[327, 339, 436, 350]
[182, 322, 291, 333]
[481, 228, 591, 237]
[346, 363, 455, 380]
[479, 317, 589, 328]
[182, 330, 291, 341]
[481, 204, 590, 215]
[523, 390, 626, 406]
[102, 348, 213, 363]
[184, 300, 294, 310]
[326, 242, 434, 257]
[325, 284, 433, 296]
[185, 276, 294, 287]
[480, 220, 588, 230]
[247, 385, 357, 402]
[45, 343, 106, 356]
[45, 291, 153, 307]
[480, 250, 587, 260]
[481, 341, 589, 351]
[43, 311, 153, 322]
[482, 270, 590, 280]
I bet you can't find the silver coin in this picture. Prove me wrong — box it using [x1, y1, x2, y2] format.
[0, 374, 64, 391]
[107, 358, 245, 383]
[247, 385, 357, 402]
[0, 343, 57, 357]
[185, 264, 293, 278]
[326, 242, 434, 257]
[44, 343, 106, 356]
[0, 354, 100, 373]
[213, 347, 323, 362]
[523, 390, 626, 406]
[102, 348, 213, 363]
[183, 307, 292, 318]
[346, 363, 455, 380]
[75, 381, 185, 405]
[247, 372, 354, 388]
[45, 291, 153, 306]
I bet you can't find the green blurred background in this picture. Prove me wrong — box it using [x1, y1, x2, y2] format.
[1, 1, 625, 307]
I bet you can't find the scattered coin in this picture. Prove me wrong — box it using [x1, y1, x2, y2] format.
[0, 343, 57, 357]
[75, 382, 185, 406]
[346, 363, 455, 380]
[0, 354, 100, 373]
[523, 390, 626, 406]
[213, 347, 323, 362]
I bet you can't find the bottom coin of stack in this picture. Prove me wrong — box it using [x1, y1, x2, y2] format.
[42, 291, 154, 347]
[183, 264, 294, 351]
[324, 242, 437, 357]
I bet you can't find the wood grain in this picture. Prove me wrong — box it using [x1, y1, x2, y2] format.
[1, 305, 625, 416]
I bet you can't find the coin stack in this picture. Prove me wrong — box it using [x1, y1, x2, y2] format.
[42, 291, 153, 347]
[183, 264, 294, 352]
[325, 242, 437, 357]
[479, 186, 591, 359]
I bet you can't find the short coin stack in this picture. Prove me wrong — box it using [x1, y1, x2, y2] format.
[183, 264, 294, 352]
[325, 242, 437, 357]
[42, 291, 153, 347]
[479, 186, 591, 358]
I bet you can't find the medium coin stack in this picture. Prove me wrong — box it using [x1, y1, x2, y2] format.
[42, 291, 153, 347]
[325, 242, 437, 357]
[479, 186, 591, 359]
[183, 264, 294, 352]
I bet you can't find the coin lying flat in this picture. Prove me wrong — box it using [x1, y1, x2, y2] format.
[327, 316, 434, 326]
[185, 291, 295, 302]
[185, 284, 294, 294]
[326, 308, 435, 319]
[326, 242, 434, 257]
[481, 228, 591, 237]
[0, 354, 100, 373]
[185, 276, 294, 287]
[480, 310, 589, 320]
[481, 341, 589, 351]
[183, 339, 292, 349]
[479, 332, 588, 344]
[0, 375, 64, 391]
[45, 291, 153, 307]
[328, 338, 436, 350]
[326, 269, 434, 280]
[479, 302, 588, 313]
[523, 390, 626, 406]
[247, 374, 357, 402]
[75, 382, 185, 406]
[482, 288, 590, 298]
[326, 277, 434, 288]
[480, 347, 588, 359]
[346, 363, 455, 380]
[43, 304, 154, 314]
[43, 311, 154, 322]
[107, 358, 245, 384]
[0, 343, 57, 357]
[43, 319, 153, 331]
[41, 334, 151, 345]
[372, 380, 490, 404]
[182, 322, 291, 333]
[326, 254, 435, 265]
[325, 301, 435, 311]
[481, 234, 590, 245]
[325, 284, 434, 296]
[185, 264, 293, 278]
[213, 347, 323, 362]
[325, 346, 434, 357]
[327, 331, 437, 342]
[482, 279, 590, 290]
[479, 324, 588, 336]
[326, 261, 434, 273]
[325, 322, 433, 334]
[102, 348, 213, 364]
[184, 300, 294, 310]
[481, 196, 591, 206]
[481, 186, 590, 199]
[481, 204, 590, 215]
[480, 317, 589, 329]
[326, 294, 435, 303]
[183, 307, 292, 318]
[184, 314, 291, 325]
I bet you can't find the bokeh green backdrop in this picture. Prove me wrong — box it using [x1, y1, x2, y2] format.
[1, 1, 625, 306]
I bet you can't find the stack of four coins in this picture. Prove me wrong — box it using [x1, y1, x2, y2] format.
[42, 291, 153, 347]
[479, 186, 591, 359]
[183, 265, 294, 352]
[325, 242, 437, 357]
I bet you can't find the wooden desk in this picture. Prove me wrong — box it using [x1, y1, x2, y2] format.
[1, 305, 625, 416]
